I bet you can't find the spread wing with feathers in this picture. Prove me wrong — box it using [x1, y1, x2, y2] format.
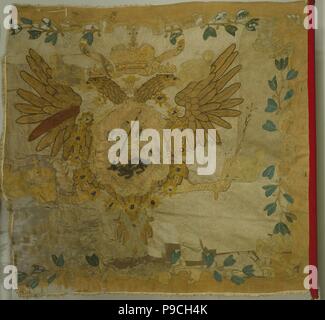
[15, 49, 82, 156]
[134, 74, 178, 103]
[175, 44, 243, 144]
[87, 76, 127, 105]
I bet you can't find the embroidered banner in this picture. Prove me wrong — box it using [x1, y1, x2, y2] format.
[0, 1, 317, 298]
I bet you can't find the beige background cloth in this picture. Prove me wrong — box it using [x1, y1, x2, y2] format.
[0, 0, 323, 300]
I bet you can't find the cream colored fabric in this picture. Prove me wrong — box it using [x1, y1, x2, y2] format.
[1, 1, 311, 297]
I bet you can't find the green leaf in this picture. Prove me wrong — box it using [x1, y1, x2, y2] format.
[285, 212, 297, 223]
[275, 59, 281, 70]
[32, 265, 46, 274]
[265, 98, 278, 112]
[273, 222, 291, 235]
[262, 120, 277, 132]
[86, 254, 99, 267]
[170, 36, 177, 45]
[287, 70, 299, 80]
[275, 57, 289, 70]
[245, 18, 259, 31]
[268, 76, 277, 91]
[224, 254, 236, 267]
[262, 165, 275, 179]
[242, 265, 255, 277]
[27, 277, 39, 289]
[203, 26, 217, 40]
[231, 275, 245, 285]
[82, 31, 94, 45]
[284, 89, 294, 100]
[236, 10, 249, 20]
[264, 202, 277, 216]
[57, 254, 64, 267]
[47, 273, 57, 284]
[21, 17, 33, 25]
[262, 185, 278, 197]
[45, 32, 58, 45]
[27, 30, 42, 39]
[283, 193, 294, 204]
[171, 250, 181, 264]
[18, 272, 28, 283]
[52, 254, 64, 267]
[225, 25, 238, 37]
[213, 271, 223, 282]
[169, 31, 182, 45]
[202, 252, 215, 267]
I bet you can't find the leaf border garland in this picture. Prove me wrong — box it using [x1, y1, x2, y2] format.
[17, 253, 103, 290]
[18, 254, 65, 290]
[13, 17, 61, 45]
[202, 9, 259, 40]
[261, 165, 296, 236]
[170, 242, 256, 286]
[12, 11, 259, 46]
[213, 254, 255, 286]
[11, 16, 102, 47]
[261, 54, 299, 236]
[262, 56, 299, 132]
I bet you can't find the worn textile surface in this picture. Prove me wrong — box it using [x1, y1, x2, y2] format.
[1, 1, 311, 297]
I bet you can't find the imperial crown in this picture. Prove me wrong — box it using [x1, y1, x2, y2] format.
[109, 43, 157, 75]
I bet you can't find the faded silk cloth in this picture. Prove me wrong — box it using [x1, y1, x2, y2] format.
[0, 1, 313, 298]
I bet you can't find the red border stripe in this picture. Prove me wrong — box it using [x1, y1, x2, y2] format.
[307, 0, 318, 300]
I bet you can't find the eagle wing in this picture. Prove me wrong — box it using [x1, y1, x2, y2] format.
[100, 77, 127, 104]
[15, 49, 82, 156]
[134, 74, 178, 103]
[175, 44, 243, 144]
[88, 76, 127, 105]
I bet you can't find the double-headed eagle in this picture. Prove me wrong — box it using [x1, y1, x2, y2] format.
[15, 44, 243, 156]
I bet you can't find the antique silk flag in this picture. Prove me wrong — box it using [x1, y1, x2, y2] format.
[0, 0, 317, 298]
